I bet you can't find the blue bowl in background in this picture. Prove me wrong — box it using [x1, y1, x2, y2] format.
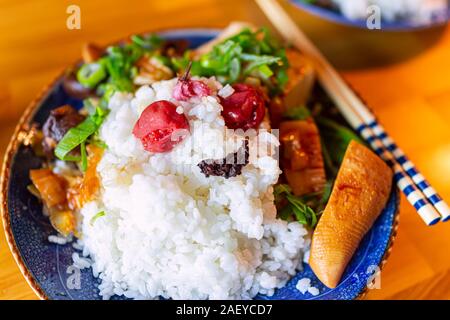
[0, 29, 399, 300]
[289, 0, 449, 31]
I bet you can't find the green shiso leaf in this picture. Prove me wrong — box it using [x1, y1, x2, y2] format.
[80, 141, 87, 172]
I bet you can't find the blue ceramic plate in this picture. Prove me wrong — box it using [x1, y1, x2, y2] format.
[1, 29, 399, 300]
[289, 0, 449, 31]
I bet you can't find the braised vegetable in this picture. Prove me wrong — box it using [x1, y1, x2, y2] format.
[283, 49, 315, 110]
[309, 141, 393, 288]
[280, 118, 326, 196]
[29, 166, 78, 237]
[67, 145, 103, 210]
[49, 209, 76, 237]
[30, 169, 67, 208]
[268, 49, 315, 127]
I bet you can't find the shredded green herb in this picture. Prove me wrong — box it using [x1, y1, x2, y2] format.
[274, 184, 319, 228]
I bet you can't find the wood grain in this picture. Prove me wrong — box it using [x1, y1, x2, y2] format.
[0, 0, 449, 300]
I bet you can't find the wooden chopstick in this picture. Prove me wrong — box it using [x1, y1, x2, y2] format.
[256, 0, 449, 225]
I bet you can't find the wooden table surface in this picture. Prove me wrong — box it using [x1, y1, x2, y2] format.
[1, 0, 449, 300]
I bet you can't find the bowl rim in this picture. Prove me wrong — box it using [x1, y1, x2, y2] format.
[0, 26, 400, 301]
[288, 0, 449, 31]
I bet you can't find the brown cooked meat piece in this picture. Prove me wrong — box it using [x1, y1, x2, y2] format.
[42, 105, 85, 153]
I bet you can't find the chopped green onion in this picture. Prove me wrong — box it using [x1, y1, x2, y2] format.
[242, 54, 280, 75]
[258, 64, 273, 78]
[54, 107, 108, 162]
[54, 117, 98, 161]
[77, 62, 106, 88]
[80, 141, 87, 172]
[229, 58, 241, 83]
[90, 211, 106, 226]
[186, 28, 289, 93]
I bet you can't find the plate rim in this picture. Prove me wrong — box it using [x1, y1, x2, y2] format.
[1, 70, 58, 300]
[0, 27, 400, 300]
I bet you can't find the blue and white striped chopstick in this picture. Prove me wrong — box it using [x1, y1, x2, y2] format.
[357, 121, 450, 223]
[323, 64, 447, 225]
[356, 121, 449, 225]
[331, 90, 443, 226]
[256, 0, 449, 226]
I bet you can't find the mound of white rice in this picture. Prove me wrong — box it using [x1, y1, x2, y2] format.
[75, 77, 309, 300]
[331, 0, 447, 24]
